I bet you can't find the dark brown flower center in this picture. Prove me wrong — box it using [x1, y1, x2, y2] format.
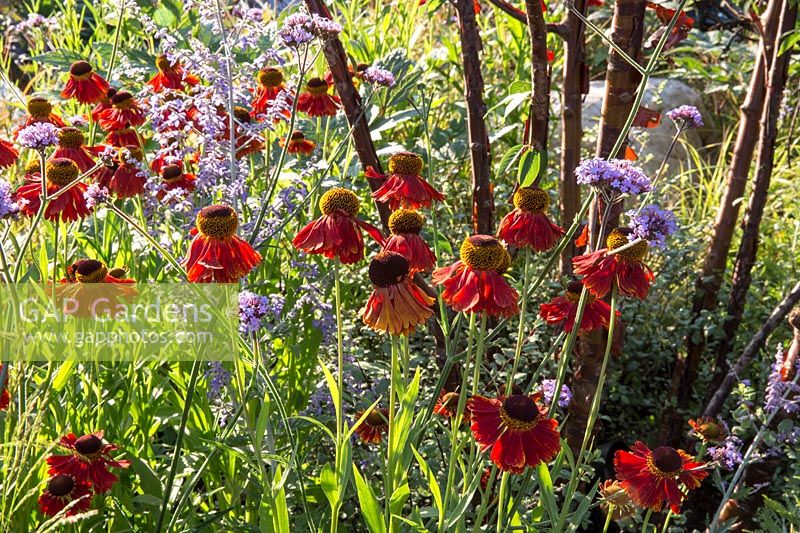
[651, 446, 682, 474]
[155, 54, 173, 72]
[388, 209, 424, 235]
[117, 146, 143, 165]
[257, 68, 284, 87]
[73, 260, 108, 283]
[320, 188, 359, 217]
[74, 433, 103, 456]
[108, 266, 129, 278]
[57, 127, 85, 148]
[46, 159, 80, 187]
[388, 152, 423, 175]
[106, 87, 118, 100]
[502, 395, 539, 424]
[48, 474, 75, 497]
[25, 159, 41, 175]
[565, 280, 595, 303]
[196, 205, 238, 239]
[369, 251, 409, 287]
[306, 77, 329, 96]
[440, 392, 460, 411]
[111, 91, 134, 109]
[290, 131, 306, 141]
[27, 97, 52, 117]
[513, 186, 549, 213]
[606, 228, 648, 261]
[356, 62, 370, 73]
[162, 165, 183, 180]
[460, 235, 506, 271]
[496, 247, 512, 273]
[365, 409, 387, 426]
[69, 60, 93, 77]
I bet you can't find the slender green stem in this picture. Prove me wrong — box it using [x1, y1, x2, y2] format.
[440, 312, 477, 533]
[332, 259, 345, 532]
[661, 510, 673, 533]
[496, 471, 510, 530]
[641, 508, 653, 532]
[386, 336, 400, 529]
[508, 248, 532, 384]
[602, 506, 614, 533]
[154, 360, 202, 533]
[471, 313, 488, 396]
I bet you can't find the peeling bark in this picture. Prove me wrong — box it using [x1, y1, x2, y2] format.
[454, 0, 494, 234]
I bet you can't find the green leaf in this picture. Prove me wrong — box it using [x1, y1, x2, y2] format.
[778, 29, 800, 56]
[534, 463, 558, 527]
[352, 464, 386, 533]
[518, 149, 546, 187]
[128, 455, 163, 498]
[319, 358, 341, 429]
[389, 483, 411, 519]
[320, 463, 339, 509]
[411, 446, 442, 517]
[51, 360, 75, 392]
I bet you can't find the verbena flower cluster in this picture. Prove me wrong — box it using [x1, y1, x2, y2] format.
[83, 184, 109, 209]
[575, 158, 652, 197]
[708, 435, 743, 470]
[361, 66, 396, 87]
[666, 105, 703, 129]
[279, 12, 342, 47]
[764, 345, 800, 414]
[626, 205, 678, 248]
[541, 379, 572, 408]
[0, 180, 20, 219]
[16, 123, 59, 150]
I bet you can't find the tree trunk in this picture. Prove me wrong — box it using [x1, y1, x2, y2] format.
[705, 0, 797, 400]
[524, 0, 550, 154]
[565, 0, 645, 452]
[665, 0, 784, 433]
[558, 0, 588, 275]
[454, 0, 494, 234]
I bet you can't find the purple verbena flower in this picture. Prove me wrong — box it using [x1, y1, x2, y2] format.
[0, 180, 20, 219]
[666, 105, 703, 129]
[708, 436, 743, 470]
[239, 290, 270, 335]
[626, 205, 678, 248]
[540, 379, 572, 408]
[575, 158, 652, 197]
[308, 14, 343, 40]
[206, 361, 231, 400]
[83, 184, 109, 209]
[764, 345, 800, 414]
[361, 66, 396, 87]
[16, 123, 59, 150]
[279, 13, 315, 47]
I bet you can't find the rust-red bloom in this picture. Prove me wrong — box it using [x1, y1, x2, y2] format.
[0, 364, 9, 411]
[15, 159, 90, 223]
[0, 138, 18, 169]
[297, 77, 341, 117]
[157, 164, 196, 201]
[105, 126, 139, 148]
[469, 393, 561, 473]
[538, 280, 618, 333]
[182, 205, 262, 283]
[251, 68, 293, 119]
[98, 91, 146, 131]
[52, 127, 96, 172]
[497, 186, 564, 251]
[292, 188, 383, 264]
[38, 474, 92, 517]
[382, 209, 436, 273]
[614, 441, 708, 513]
[572, 228, 655, 299]
[280, 131, 316, 156]
[432, 235, 519, 317]
[147, 54, 200, 92]
[61, 61, 110, 104]
[361, 251, 434, 335]
[368, 152, 445, 210]
[15, 97, 66, 137]
[354, 407, 390, 443]
[101, 146, 147, 198]
[46, 431, 130, 493]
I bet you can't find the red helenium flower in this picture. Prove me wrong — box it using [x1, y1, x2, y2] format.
[229, 107, 264, 158]
[497, 186, 564, 251]
[354, 407, 390, 443]
[103, 146, 147, 198]
[614, 441, 708, 513]
[91, 87, 116, 122]
[46, 431, 131, 493]
[280, 131, 316, 156]
[368, 152, 445, 210]
[539, 280, 618, 333]
[157, 164, 196, 201]
[469, 393, 561, 473]
[292, 188, 383, 264]
[361, 251, 434, 335]
[382, 209, 436, 273]
[61, 61, 110, 104]
[297, 77, 341, 117]
[15, 97, 66, 138]
[0, 364, 9, 411]
[182, 205, 262, 283]
[147, 54, 200, 92]
[51, 127, 96, 172]
[0, 138, 18, 169]
[572, 228, 655, 299]
[38, 474, 92, 517]
[434, 391, 469, 423]
[105, 126, 140, 148]
[98, 91, 146, 131]
[251, 68, 293, 119]
[15, 159, 90, 223]
[432, 235, 519, 318]
[57, 259, 136, 318]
